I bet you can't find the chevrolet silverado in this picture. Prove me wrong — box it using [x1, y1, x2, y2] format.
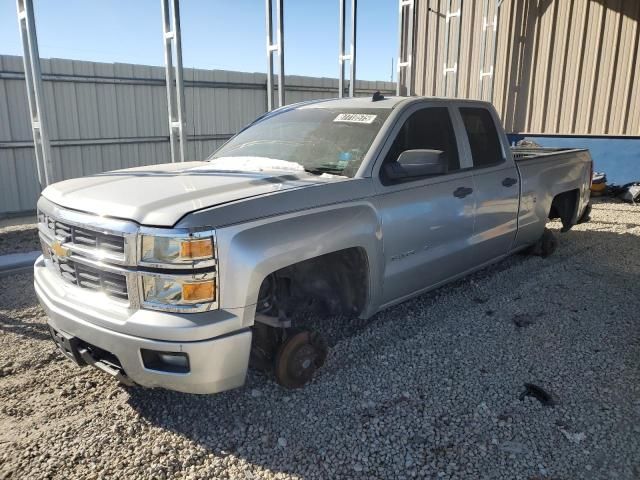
[35, 95, 592, 393]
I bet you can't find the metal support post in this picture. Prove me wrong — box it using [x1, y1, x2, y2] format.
[338, 0, 358, 98]
[478, 0, 495, 100]
[265, 0, 285, 110]
[16, 0, 53, 188]
[479, 0, 503, 102]
[161, 0, 187, 162]
[396, 0, 414, 96]
[349, 0, 357, 97]
[339, 0, 346, 97]
[442, 0, 462, 97]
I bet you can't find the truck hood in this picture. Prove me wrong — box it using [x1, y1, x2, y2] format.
[41, 161, 328, 226]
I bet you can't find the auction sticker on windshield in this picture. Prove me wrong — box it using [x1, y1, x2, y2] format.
[334, 113, 377, 124]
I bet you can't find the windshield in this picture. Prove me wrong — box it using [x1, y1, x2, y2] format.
[207, 107, 391, 177]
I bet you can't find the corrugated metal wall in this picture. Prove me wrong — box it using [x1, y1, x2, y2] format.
[0, 55, 395, 215]
[411, 0, 640, 136]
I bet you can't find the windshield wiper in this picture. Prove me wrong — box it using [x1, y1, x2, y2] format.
[304, 166, 344, 176]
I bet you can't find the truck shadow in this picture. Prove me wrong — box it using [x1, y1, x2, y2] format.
[0, 311, 51, 342]
[125, 224, 640, 477]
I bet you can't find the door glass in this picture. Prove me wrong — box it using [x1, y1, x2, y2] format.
[459, 107, 503, 168]
[382, 107, 460, 184]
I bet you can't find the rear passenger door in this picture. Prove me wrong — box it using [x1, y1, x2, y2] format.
[457, 106, 519, 265]
[373, 104, 476, 306]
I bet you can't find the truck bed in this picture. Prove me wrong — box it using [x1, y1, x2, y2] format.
[511, 146, 588, 162]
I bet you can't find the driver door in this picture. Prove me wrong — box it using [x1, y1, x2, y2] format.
[371, 104, 476, 306]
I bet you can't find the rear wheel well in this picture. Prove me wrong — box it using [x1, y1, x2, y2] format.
[256, 247, 369, 321]
[548, 189, 579, 232]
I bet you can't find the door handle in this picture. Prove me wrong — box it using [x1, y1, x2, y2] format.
[453, 186, 473, 198]
[502, 177, 518, 187]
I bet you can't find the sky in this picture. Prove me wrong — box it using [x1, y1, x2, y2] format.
[0, 0, 398, 82]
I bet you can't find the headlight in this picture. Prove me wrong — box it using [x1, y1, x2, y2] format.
[138, 230, 218, 312]
[141, 235, 214, 265]
[142, 274, 216, 309]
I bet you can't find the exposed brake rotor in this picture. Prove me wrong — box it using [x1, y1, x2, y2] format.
[274, 330, 327, 388]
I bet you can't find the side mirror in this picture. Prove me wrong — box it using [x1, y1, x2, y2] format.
[384, 149, 448, 180]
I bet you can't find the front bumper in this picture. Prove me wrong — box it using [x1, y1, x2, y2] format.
[34, 256, 252, 394]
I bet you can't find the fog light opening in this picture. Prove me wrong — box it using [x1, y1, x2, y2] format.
[141, 349, 190, 374]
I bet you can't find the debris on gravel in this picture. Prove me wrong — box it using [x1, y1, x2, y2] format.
[0, 199, 639, 479]
[520, 383, 556, 406]
[512, 313, 536, 328]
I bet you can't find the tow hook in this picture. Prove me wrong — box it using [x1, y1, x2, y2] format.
[78, 348, 135, 386]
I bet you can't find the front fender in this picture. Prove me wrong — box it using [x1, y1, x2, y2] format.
[215, 202, 383, 324]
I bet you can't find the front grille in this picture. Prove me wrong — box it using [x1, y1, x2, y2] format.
[43, 214, 125, 255]
[38, 207, 135, 304]
[50, 255, 129, 301]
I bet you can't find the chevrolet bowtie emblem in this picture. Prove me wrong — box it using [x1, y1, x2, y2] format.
[51, 240, 71, 257]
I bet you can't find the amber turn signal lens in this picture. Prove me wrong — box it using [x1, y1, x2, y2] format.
[182, 280, 215, 302]
[180, 238, 213, 259]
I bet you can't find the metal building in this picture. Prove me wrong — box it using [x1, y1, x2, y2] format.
[408, 0, 640, 136]
[401, 0, 640, 183]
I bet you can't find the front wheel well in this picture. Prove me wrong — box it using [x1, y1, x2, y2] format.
[256, 247, 369, 321]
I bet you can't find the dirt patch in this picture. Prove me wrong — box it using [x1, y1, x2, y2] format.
[0, 223, 39, 256]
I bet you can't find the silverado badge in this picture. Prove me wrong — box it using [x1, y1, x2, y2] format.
[51, 240, 71, 258]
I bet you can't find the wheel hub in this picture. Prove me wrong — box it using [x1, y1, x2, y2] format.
[274, 330, 328, 388]
[288, 344, 317, 379]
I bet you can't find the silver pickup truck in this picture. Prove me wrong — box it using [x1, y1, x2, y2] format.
[34, 96, 592, 394]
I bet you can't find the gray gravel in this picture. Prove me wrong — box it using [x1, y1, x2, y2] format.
[0, 220, 39, 256]
[1, 199, 639, 479]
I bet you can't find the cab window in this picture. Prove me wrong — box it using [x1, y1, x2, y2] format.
[381, 107, 460, 184]
[459, 107, 503, 168]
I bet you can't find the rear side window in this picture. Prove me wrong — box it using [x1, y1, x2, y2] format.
[383, 107, 460, 173]
[460, 107, 503, 168]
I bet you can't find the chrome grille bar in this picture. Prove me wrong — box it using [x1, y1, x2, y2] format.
[36, 196, 219, 313]
[50, 255, 129, 301]
[37, 197, 138, 267]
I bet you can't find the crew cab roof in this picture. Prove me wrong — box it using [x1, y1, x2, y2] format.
[299, 95, 409, 110]
[295, 95, 494, 111]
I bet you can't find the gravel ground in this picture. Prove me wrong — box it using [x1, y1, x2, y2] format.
[0, 220, 39, 255]
[0, 199, 639, 479]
